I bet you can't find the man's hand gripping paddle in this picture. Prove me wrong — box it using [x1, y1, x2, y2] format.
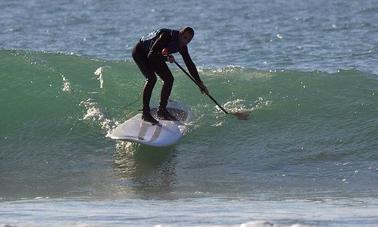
[162, 48, 249, 120]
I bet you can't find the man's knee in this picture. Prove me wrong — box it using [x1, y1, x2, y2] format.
[146, 75, 157, 85]
[162, 75, 174, 86]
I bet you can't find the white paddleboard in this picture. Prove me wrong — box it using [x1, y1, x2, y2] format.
[108, 101, 192, 147]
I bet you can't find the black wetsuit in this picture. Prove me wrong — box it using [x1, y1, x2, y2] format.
[132, 28, 201, 115]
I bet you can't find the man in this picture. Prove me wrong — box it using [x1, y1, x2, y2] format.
[132, 27, 208, 124]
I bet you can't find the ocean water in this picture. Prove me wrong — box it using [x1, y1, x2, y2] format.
[1, 0, 378, 226]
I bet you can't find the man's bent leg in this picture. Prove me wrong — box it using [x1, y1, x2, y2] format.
[153, 62, 174, 109]
[132, 44, 159, 124]
[154, 63, 177, 121]
[142, 76, 157, 113]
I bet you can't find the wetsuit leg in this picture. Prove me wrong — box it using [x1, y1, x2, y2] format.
[151, 59, 174, 109]
[132, 43, 157, 113]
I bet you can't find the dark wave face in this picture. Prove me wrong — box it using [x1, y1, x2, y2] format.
[1, 50, 377, 200]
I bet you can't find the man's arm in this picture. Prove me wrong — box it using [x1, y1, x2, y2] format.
[180, 46, 208, 94]
[179, 45, 202, 83]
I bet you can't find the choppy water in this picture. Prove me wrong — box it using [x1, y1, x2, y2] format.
[1, 0, 378, 226]
[2, 0, 378, 72]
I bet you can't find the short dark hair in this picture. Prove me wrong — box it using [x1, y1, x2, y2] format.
[181, 27, 194, 36]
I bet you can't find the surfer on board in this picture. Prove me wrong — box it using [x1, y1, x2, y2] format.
[132, 27, 209, 124]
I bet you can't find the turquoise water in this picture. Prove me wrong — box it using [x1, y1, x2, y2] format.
[1, 0, 378, 226]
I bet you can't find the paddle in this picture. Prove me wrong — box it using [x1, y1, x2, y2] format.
[173, 60, 249, 120]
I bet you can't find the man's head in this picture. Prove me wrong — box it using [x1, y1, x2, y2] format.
[179, 27, 194, 47]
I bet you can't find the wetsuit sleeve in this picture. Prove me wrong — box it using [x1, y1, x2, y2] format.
[179, 45, 202, 83]
[147, 32, 170, 61]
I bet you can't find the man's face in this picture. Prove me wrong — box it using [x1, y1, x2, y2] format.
[180, 31, 193, 46]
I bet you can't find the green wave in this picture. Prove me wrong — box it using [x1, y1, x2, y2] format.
[1, 49, 377, 166]
[1, 49, 378, 199]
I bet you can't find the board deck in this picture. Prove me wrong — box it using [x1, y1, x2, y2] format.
[108, 101, 192, 147]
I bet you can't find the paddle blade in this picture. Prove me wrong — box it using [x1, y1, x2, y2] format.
[232, 111, 249, 120]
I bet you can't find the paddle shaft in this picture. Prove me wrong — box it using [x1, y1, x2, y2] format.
[174, 60, 229, 114]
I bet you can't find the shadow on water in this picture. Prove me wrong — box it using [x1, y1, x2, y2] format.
[112, 141, 178, 199]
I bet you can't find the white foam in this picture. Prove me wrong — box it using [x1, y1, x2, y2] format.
[79, 99, 115, 133]
[240, 221, 310, 227]
[211, 65, 245, 73]
[219, 97, 271, 114]
[61, 74, 71, 92]
[222, 98, 249, 113]
[241, 221, 274, 227]
[94, 67, 105, 88]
